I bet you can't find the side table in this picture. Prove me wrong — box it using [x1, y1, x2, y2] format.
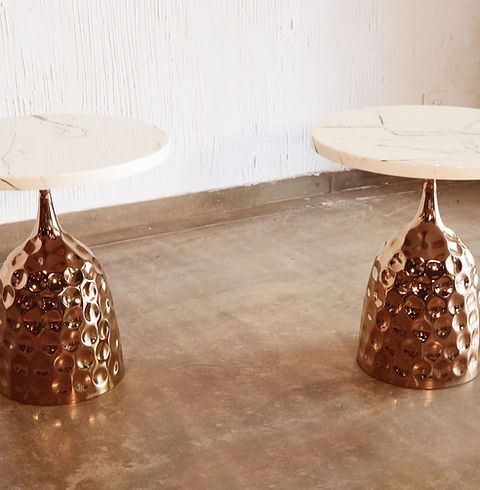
[311, 105, 480, 389]
[0, 115, 169, 404]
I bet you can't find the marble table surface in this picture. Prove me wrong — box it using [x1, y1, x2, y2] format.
[0, 115, 170, 190]
[311, 105, 480, 180]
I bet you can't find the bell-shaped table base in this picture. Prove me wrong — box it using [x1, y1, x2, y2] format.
[0, 190, 124, 405]
[357, 180, 479, 389]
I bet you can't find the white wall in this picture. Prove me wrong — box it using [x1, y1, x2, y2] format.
[0, 0, 479, 223]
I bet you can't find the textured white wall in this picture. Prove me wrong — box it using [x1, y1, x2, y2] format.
[0, 0, 479, 223]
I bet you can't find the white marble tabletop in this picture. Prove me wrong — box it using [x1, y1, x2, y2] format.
[0, 115, 170, 190]
[311, 105, 480, 180]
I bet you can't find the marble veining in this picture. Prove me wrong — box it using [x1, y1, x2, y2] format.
[311, 105, 480, 180]
[0, 115, 170, 190]
[32, 115, 88, 138]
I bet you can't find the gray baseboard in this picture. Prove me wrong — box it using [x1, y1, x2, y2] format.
[0, 169, 408, 258]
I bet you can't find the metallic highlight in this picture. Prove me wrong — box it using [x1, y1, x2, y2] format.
[0, 190, 124, 404]
[358, 180, 479, 389]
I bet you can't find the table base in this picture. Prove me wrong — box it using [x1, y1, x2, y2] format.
[357, 180, 479, 389]
[0, 190, 124, 405]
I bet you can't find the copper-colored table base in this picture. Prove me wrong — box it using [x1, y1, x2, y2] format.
[0, 190, 124, 405]
[358, 180, 479, 389]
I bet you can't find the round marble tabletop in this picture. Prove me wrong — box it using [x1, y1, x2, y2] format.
[311, 105, 480, 180]
[0, 115, 170, 190]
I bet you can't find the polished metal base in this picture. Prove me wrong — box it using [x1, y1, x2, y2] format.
[0, 190, 124, 405]
[357, 180, 479, 389]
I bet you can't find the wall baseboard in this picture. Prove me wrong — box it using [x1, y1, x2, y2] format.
[0, 169, 409, 258]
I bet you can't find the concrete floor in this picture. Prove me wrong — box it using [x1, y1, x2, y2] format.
[1, 180, 480, 489]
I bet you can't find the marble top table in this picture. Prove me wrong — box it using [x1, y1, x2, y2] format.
[0, 114, 169, 405]
[0, 114, 170, 190]
[311, 105, 480, 180]
[311, 105, 480, 390]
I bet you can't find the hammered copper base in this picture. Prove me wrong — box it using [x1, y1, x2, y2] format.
[357, 180, 479, 389]
[0, 190, 124, 405]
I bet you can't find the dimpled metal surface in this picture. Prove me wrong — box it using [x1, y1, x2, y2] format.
[0, 190, 124, 405]
[358, 180, 479, 388]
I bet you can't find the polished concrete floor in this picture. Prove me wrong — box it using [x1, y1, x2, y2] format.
[1, 180, 480, 489]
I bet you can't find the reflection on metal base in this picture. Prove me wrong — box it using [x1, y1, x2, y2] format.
[0, 190, 124, 405]
[358, 180, 479, 389]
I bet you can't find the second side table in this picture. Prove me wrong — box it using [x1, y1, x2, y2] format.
[312, 105, 480, 389]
